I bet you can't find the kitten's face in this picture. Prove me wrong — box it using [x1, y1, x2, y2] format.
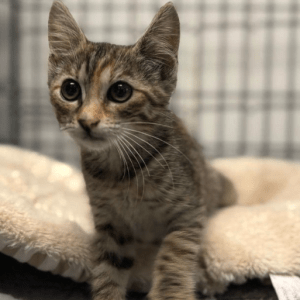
[48, 1, 180, 151]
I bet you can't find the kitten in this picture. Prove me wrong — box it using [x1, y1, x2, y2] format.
[48, 1, 236, 299]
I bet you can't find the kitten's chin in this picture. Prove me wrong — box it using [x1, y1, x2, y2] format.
[78, 139, 111, 152]
[69, 132, 111, 152]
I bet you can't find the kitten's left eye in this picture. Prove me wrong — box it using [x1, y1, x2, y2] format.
[108, 81, 132, 103]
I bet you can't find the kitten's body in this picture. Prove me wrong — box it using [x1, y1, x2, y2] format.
[48, 2, 236, 299]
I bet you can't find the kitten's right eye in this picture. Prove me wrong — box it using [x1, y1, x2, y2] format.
[61, 79, 81, 101]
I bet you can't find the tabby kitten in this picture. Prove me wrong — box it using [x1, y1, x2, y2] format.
[48, 1, 236, 299]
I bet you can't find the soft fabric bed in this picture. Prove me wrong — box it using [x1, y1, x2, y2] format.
[0, 145, 299, 299]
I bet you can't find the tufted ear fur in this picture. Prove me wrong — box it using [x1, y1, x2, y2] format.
[134, 2, 180, 81]
[48, 1, 86, 56]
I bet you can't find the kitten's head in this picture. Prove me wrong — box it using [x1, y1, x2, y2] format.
[48, 1, 180, 151]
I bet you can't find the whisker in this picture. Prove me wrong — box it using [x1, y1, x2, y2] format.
[120, 133, 150, 177]
[122, 131, 165, 169]
[117, 136, 139, 196]
[110, 137, 126, 181]
[114, 137, 131, 199]
[110, 138, 121, 160]
[107, 136, 129, 188]
[156, 111, 174, 121]
[120, 122, 173, 129]
[122, 130, 174, 189]
[119, 135, 145, 202]
[122, 128, 192, 165]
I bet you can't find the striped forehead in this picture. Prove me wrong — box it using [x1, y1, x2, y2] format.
[86, 43, 133, 76]
[88, 59, 112, 99]
[76, 44, 135, 98]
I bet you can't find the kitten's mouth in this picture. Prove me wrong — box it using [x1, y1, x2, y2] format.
[83, 132, 106, 142]
[68, 128, 110, 148]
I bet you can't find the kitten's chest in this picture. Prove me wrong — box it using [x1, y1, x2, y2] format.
[117, 201, 169, 244]
[85, 166, 180, 242]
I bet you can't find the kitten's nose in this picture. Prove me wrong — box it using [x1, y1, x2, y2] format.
[78, 102, 102, 133]
[78, 119, 100, 133]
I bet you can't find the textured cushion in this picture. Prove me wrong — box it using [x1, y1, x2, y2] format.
[0, 145, 299, 294]
[0, 145, 94, 282]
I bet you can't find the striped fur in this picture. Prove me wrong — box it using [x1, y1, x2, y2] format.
[48, 2, 237, 299]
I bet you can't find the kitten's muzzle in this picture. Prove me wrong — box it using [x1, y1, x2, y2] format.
[77, 119, 107, 142]
[78, 119, 99, 135]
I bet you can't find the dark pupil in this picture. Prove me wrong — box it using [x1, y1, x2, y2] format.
[108, 81, 132, 102]
[113, 84, 127, 98]
[65, 82, 78, 97]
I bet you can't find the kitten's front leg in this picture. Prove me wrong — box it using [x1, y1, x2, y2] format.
[147, 211, 203, 300]
[91, 222, 135, 300]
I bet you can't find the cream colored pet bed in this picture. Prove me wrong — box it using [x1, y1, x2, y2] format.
[0, 145, 299, 294]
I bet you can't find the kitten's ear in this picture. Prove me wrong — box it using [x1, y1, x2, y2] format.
[48, 1, 86, 55]
[134, 2, 180, 80]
